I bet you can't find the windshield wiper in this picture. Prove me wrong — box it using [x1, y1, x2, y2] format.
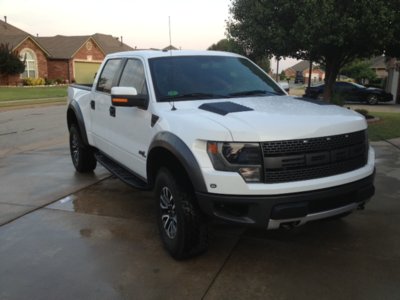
[159, 92, 230, 101]
[229, 90, 283, 97]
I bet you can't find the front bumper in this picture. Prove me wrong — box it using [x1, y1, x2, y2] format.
[196, 172, 375, 229]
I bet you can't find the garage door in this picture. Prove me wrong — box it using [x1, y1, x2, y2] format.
[74, 62, 101, 84]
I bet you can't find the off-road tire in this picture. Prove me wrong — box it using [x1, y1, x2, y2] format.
[69, 124, 97, 172]
[154, 167, 208, 259]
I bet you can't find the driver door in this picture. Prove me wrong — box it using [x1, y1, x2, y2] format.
[106, 58, 152, 178]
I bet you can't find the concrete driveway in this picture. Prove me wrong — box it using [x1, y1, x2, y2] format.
[0, 106, 400, 299]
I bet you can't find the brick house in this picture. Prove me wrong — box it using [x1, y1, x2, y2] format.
[369, 56, 388, 79]
[0, 19, 133, 85]
[284, 60, 325, 83]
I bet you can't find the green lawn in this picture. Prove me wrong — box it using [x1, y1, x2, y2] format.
[0, 86, 67, 101]
[368, 112, 400, 141]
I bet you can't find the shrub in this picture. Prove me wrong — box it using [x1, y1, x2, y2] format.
[45, 77, 55, 85]
[331, 93, 345, 106]
[22, 77, 46, 86]
[354, 108, 374, 119]
[354, 109, 369, 117]
[367, 77, 386, 89]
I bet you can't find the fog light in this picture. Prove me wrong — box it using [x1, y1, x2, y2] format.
[239, 167, 261, 182]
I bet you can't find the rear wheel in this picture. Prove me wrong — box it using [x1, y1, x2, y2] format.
[367, 94, 379, 105]
[69, 124, 97, 172]
[154, 167, 208, 259]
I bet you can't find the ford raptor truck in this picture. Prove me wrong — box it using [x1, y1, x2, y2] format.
[67, 50, 375, 259]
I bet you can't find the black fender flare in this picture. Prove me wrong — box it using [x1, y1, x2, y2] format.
[67, 100, 89, 146]
[148, 132, 207, 193]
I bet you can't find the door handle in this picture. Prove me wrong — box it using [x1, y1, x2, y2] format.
[90, 100, 95, 110]
[109, 106, 116, 117]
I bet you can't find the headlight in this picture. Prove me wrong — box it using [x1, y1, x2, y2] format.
[207, 142, 263, 183]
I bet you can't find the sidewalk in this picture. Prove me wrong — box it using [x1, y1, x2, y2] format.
[346, 103, 400, 113]
[386, 137, 400, 149]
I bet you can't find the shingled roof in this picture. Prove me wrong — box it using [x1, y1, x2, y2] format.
[92, 33, 133, 54]
[286, 60, 312, 72]
[1, 19, 133, 59]
[369, 56, 386, 69]
[0, 19, 30, 48]
[35, 34, 133, 59]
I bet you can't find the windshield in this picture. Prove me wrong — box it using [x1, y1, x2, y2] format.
[148, 55, 285, 102]
[350, 82, 365, 88]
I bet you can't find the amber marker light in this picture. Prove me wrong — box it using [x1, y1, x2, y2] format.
[207, 142, 218, 154]
[112, 98, 128, 103]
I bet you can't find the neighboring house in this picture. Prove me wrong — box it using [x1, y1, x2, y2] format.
[0, 18, 133, 85]
[284, 60, 325, 83]
[386, 57, 400, 103]
[163, 45, 179, 51]
[369, 56, 388, 79]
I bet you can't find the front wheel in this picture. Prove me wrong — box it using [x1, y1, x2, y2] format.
[154, 168, 208, 259]
[69, 124, 97, 172]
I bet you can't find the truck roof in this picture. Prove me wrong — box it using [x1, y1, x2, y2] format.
[105, 50, 243, 60]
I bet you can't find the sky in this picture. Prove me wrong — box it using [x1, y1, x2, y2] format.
[1, 0, 297, 71]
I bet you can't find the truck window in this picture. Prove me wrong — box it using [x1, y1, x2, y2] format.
[149, 56, 284, 102]
[118, 59, 148, 96]
[96, 59, 122, 93]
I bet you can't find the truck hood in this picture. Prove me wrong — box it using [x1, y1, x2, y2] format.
[191, 96, 366, 141]
[157, 96, 366, 142]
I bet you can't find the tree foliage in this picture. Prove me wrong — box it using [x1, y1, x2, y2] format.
[208, 38, 271, 72]
[227, 0, 400, 101]
[340, 60, 377, 84]
[279, 70, 287, 81]
[208, 38, 247, 56]
[0, 43, 25, 78]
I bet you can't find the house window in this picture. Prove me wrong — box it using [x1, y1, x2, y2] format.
[20, 49, 38, 78]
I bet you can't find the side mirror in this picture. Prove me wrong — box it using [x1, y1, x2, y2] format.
[111, 86, 148, 109]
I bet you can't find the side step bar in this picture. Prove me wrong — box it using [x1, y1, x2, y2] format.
[95, 152, 150, 190]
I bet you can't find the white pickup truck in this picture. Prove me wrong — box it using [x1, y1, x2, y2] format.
[67, 50, 375, 259]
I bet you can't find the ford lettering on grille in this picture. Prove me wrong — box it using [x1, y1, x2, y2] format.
[262, 130, 368, 183]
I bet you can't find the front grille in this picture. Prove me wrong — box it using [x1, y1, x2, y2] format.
[262, 130, 366, 155]
[261, 130, 368, 183]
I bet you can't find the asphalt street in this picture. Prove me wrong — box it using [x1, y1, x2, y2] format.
[0, 104, 68, 157]
[0, 104, 400, 299]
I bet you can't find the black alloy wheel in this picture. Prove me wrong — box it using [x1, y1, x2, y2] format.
[154, 167, 208, 259]
[367, 94, 379, 105]
[69, 124, 97, 172]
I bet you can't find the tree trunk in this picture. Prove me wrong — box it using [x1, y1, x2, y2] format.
[307, 60, 312, 88]
[323, 58, 341, 102]
[276, 58, 280, 81]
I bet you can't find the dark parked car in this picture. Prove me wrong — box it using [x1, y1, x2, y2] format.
[304, 81, 393, 105]
[294, 71, 304, 84]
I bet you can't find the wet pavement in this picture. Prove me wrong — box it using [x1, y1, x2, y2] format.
[1, 137, 400, 298]
[0, 145, 109, 226]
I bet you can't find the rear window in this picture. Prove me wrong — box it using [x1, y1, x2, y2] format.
[96, 59, 122, 93]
